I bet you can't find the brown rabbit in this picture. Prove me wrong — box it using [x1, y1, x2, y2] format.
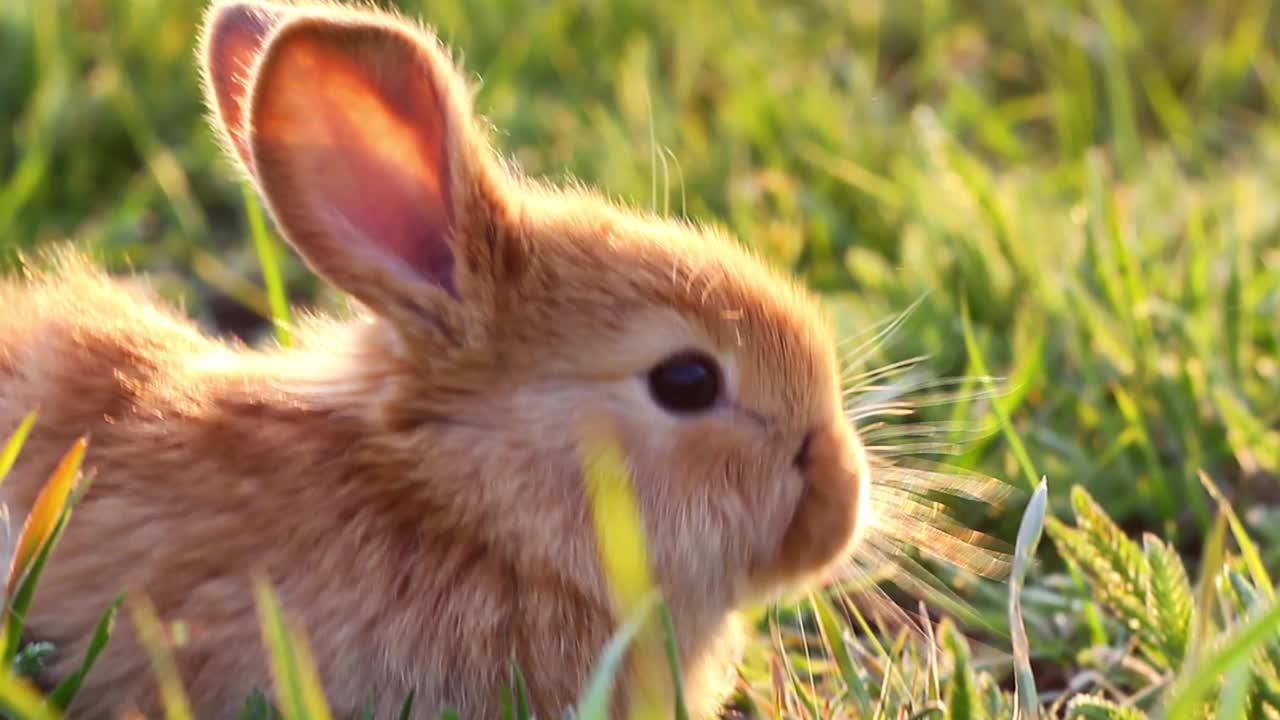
[0, 1, 872, 717]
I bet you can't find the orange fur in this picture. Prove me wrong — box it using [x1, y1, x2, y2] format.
[0, 2, 871, 717]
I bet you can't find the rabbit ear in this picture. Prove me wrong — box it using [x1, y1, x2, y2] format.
[200, 1, 287, 171]
[241, 11, 510, 325]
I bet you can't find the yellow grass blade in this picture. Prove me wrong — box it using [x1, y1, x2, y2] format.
[129, 597, 194, 720]
[579, 430, 655, 619]
[6, 437, 85, 595]
[0, 669, 59, 720]
[0, 410, 38, 487]
[577, 426, 669, 720]
[253, 577, 334, 720]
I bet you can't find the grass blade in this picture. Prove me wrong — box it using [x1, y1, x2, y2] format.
[1187, 511, 1229, 669]
[0, 670, 58, 720]
[1009, 479, 1048, 719]
[1, 509, 71, 667]
[1199, 470, 1273, 599]
[960, 299, 1038, 490]
[0, 410, 37, 486]
[236, 688, 278, 720]
[657, 604, 689, 720]
[1163, 593, 1280, 719]
[810, 592, 872, 717]
[396, 689, 415, 720]
[579, 427, 655, 619]
[253, 578, 334, 720]
[5, 437, 84, 596]
[129, 597, 194, 720]
[46, 593, 122, 710]
[574, 591, 660, 720]
[502, 659, 531, 720]
[1215, 659, 1252, 720]
[3, 438, 87, 662]
[939, 620, 977, 720]
[242, 184, 292, 347]
[577, 425, 668, 719]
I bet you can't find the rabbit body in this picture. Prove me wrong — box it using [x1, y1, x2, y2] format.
[0, 258, 747, 718]
[0, 2, 870, 718]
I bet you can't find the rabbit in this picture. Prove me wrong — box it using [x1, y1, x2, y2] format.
[0, 1, 873, 717]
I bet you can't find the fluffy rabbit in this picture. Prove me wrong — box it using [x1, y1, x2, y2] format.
[0, 1, 872, 717]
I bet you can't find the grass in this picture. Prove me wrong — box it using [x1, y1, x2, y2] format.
[0, 0, 1278, 717]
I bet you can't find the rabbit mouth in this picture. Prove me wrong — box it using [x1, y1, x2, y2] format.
[746, 423, 871, 597]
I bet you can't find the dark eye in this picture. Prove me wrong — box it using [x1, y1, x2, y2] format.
[647, 351, 722, 413]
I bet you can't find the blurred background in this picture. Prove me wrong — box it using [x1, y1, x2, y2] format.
[1, 0, 1278, 674]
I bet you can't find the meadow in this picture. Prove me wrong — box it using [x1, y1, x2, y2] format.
[0, 0, 1278, 717]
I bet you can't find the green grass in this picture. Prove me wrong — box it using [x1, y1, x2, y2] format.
[0, 0, 1278, 717]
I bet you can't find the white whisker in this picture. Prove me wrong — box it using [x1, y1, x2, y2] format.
[808, 300, 1025, 702]
[859, 421, 996, 443]
[838, 294, 928, 372]
[866, 441, 969, 457]
[872, 459, 1018, 505]
[841, 354, 930, 387]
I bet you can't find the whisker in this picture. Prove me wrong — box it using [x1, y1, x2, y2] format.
[859, 421, 997, 444]
[833, 562, 929, 644]
[846, 372, 1002, 401]
[875, 520, 1012, 580]
[820, 299, 1030, 695]
[845, 379, 1007, 412]
[872, 459, 1018, 506]
[835, 310, 902, 353]
[847, 404, 919, 422]
[838, 294, 928, 371]
[841, 354, 930, 387]
[866, 441, 969, 457]
[869, 477, 1014, 573]
[859, 539, 1002, 634]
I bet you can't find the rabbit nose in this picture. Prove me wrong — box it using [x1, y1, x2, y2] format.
[792, 430, 814, 471]
[801, 422, 857, 482]
[747, 419, 872, 594]
[782, 420, 870, 560]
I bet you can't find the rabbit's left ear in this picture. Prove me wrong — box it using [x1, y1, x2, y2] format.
[217, 9, 518, 333]
[200, 1, 288, 172]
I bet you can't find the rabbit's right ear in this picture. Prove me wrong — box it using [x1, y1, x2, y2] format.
[232, 10, 518, 337]
[200, 1, 288, 172]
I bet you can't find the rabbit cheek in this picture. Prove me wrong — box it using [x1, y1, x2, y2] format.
[761, 422, 869, 589]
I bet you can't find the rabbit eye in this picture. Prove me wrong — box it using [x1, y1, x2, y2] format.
[648, 351, 722, 413]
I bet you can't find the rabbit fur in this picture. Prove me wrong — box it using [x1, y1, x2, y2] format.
[0, 1, 872, 717]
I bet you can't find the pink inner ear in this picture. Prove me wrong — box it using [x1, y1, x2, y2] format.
[311, 102, 457, 294]
[332, 180, 457, 296]
[252, 31, 458, 295]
